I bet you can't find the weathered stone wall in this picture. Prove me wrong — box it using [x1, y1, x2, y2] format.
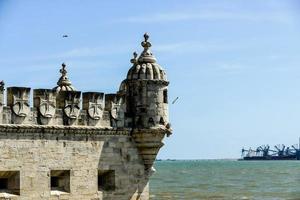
[0, 84, 170, 200]
[123, 80, 169, 128]
[0, 126, 149, 200]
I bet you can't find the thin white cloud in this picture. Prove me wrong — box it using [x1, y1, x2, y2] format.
[62, 47, 103, 58]
[0, 44, 135, 64]
[155, 41, 247, 54]
[61, 45, 134, 58]
[155, 42, 189, 52]
[118, 11, 294, 24]
[0, 41, 239, 64]
[218, 63, 244, 71]
[0, 42, 248, 69]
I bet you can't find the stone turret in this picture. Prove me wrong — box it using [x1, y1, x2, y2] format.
[122, 33, 172, 171]
[125, 33, 169, 128]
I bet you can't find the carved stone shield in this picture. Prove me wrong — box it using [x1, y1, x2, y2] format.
[12, 91, 30, 117]
[88, 99, 103, 120]
[111, 101, 123, 120]
[39, 91, 56, 118]
[64, 94, 80, 119]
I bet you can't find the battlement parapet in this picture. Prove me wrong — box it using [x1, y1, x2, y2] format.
[0, 87, 123, 127]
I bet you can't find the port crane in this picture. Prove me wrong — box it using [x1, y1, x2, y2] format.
[240, 138, 300, 160]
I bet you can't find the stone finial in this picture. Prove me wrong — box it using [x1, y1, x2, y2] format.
[53, 63, 76, 92]
[141, 33, 151, 49]
[60, 63, 67, 76]
[138, 33, 157, 63]
[0, 80, 4, 91]
[58, 63, 71, 86]
[130, 52, 138, 64]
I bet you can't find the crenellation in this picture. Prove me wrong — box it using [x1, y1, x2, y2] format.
[60, 91, 81, 126]
[6, 87, 31, 125]
[82, 92, 104, 127]
[33, 89, 56, 125]
[0, 88, 119, 128]
[104, 94, 116, 112]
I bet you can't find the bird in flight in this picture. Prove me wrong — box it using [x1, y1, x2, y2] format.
[62, 35, 68, 38]
[172, 97, 179, 104]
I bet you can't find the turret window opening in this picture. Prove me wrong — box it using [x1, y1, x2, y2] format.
[136, 117, 143, 127]
[163, 90, 168, 103]
[148, 117, 155, 126]
[138, 87, 143, 106]
[159, 117, 165, 125]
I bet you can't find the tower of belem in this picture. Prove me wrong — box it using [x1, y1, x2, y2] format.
[0, 34, 171, 200]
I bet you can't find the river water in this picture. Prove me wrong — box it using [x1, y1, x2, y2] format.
[150, 160, 300, 200]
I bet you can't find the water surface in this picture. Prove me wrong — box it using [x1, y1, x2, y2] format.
[150, 160, 300, 200]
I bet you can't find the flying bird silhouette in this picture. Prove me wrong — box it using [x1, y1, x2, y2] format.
[172, 97, 179, 104]
[62, 35, 68, 38]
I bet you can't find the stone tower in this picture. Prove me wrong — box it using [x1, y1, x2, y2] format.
[0, 34, 171, 200]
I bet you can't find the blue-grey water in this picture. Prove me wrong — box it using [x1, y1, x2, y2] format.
[150, 160, 300, 200]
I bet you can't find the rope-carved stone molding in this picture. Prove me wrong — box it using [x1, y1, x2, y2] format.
[0, 124, 131, 135]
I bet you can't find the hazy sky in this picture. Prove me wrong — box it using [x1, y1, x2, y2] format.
[1, 0, 300, 159]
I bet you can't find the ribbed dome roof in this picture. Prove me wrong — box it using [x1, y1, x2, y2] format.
[127, 62, 167, 80]
[53, 63, 76, 92]
[53, 85, 76, 92]
[126, 33, 167, 81]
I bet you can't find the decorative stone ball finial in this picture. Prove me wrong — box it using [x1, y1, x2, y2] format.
[141, 33, 152, 49]
[130, 52, 138, 64]
[53, 62, 76, 92]
[138, 33, 156, 63]
[60, 63, 67, 76]
[144, 33, 149, 42]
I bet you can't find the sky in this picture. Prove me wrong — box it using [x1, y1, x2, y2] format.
[1, 0, 300, 159]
